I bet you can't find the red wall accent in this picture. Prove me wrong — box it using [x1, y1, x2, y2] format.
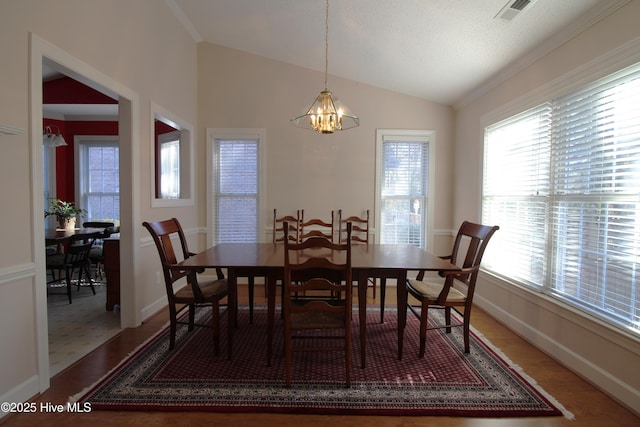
[44, 76, 118, 205]
[43, 76, 117, 105]
[44, 118, 118, 203]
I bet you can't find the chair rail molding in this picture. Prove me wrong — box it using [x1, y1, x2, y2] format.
[0, 263, 35, 286]
[0, 123, 24, 136]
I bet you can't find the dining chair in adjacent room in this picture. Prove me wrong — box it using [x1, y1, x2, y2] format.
[283, 222, 353, 387]
[143, 218, 229, 355]
[46, 232, 100, 304]
[406, 221, 499, 357]
[299, 209, 335, 242]
[83, 221, 116, 280]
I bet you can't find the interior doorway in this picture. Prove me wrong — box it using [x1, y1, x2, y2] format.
[30, 34, 139, 392]
[42, 60, 123, 376]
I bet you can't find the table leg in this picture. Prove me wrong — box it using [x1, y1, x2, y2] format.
[358, 269, 368, 368]
[267, 271, 277, 367]
[227, 268, 237, 361]
[396, 270, 408, 361]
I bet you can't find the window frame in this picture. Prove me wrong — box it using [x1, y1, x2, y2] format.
[375, 129, 435, 250]
[481, 61, 640, 335]
[207, 128, 266, 246]
[74, 135, 120, 223]
[157, 130, 181, 199]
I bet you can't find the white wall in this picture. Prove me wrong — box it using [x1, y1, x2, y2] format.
[0, 0, 198, 408]
[454, 0, 640, 414]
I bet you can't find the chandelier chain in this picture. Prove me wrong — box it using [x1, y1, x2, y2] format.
[324, 0, 329, 90]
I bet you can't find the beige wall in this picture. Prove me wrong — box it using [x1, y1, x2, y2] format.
[454, 0, 640, 414]
[197, 43, 455, 252]
[0, 0, 198, 407]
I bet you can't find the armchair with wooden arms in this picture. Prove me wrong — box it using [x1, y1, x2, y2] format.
[406, 221, 499, 357]
[143, 218, 229, 355]
[283, 221, 353, 387]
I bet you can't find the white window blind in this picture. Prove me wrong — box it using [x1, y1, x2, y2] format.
[212, 138, 259, 243]
[379, 134, 430, 248]
[482, 104, 551, 287]
[78, 142, 120, 222]
[483, 63, 640, 333]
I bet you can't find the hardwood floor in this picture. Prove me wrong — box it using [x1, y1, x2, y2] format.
[2, 284, 638, 427]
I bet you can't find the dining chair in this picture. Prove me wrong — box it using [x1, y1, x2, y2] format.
[267, 209, 302, 305]
[273, 209, 300, 243]
[46, 232, 100, 304]
[283, 221, 353, 387]
[338, 209, 379, 299]
[406, 221, 499, 357]
[143, 218, 230, 355]
[299, 210, 335, 242]
[83, 221, 116, 280]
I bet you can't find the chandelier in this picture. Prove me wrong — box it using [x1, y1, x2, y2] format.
[42, 125, 67, 147]
[291, 0, 359, 134]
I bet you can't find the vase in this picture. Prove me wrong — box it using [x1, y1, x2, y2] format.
[58, 216, 76, 230]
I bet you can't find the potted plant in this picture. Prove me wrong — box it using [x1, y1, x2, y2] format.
[44, 198, 87, 229]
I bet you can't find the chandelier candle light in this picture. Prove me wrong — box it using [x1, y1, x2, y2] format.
[291, 0, 359, 134]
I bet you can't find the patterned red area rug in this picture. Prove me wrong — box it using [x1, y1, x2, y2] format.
[73, 305, 569, 417]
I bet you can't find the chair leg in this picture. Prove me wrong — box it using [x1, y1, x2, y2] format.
[463, 307, 471, 353]
[187, 304, 195, 331]
[284, 323, 292, 388]
[85, 263, 96, 295]
[212, 299, 220, 356]
[419, 301, 429, 358]
[345, 322, 352, 388]
[379, 278, 387, 323]
[169, 309, 177, 351]
[248, 276, 255, 324]
[444, 307, 452, 333]
[65, 267, 73, 304]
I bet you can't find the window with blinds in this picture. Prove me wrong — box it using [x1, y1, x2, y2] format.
[78, 140, 120, 222]
[482, 63, 640, 333]
[211, 137, 259, 243]
[377, 131, 431, 248]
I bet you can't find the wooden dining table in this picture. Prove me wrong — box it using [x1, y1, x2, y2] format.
[45, 227, 105, 245]
[175, 243, 459, 368]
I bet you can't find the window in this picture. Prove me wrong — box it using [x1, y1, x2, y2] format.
[43, 145, 57, 229]
[77, 137, 120, 222]
[483, 63, 640, 333]
[376, 130, 434, 249]
[158, 130, 180, 199]
[209, 129, 265, 244]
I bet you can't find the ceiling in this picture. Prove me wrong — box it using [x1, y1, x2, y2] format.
[43, 0, 627, 120]
[169, 0, 624, 106]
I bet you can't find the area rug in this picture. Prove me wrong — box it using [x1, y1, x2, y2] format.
[72, 305, 569, 418]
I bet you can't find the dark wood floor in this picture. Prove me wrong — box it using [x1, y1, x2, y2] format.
[1, 284, 638, 427]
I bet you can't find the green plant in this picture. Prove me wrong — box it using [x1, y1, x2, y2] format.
[44, 199, 87, 220]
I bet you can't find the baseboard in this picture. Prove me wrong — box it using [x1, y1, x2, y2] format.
[140, 295, 168, 322]
[0, 375, 40, 419]
[475, 293, 640, 415]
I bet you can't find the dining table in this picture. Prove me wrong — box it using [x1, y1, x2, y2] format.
[175, 242, 459, 368]
[45, 227, 105, 245]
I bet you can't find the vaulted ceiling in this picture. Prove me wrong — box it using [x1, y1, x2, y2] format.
[169, 0, 627, 106]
